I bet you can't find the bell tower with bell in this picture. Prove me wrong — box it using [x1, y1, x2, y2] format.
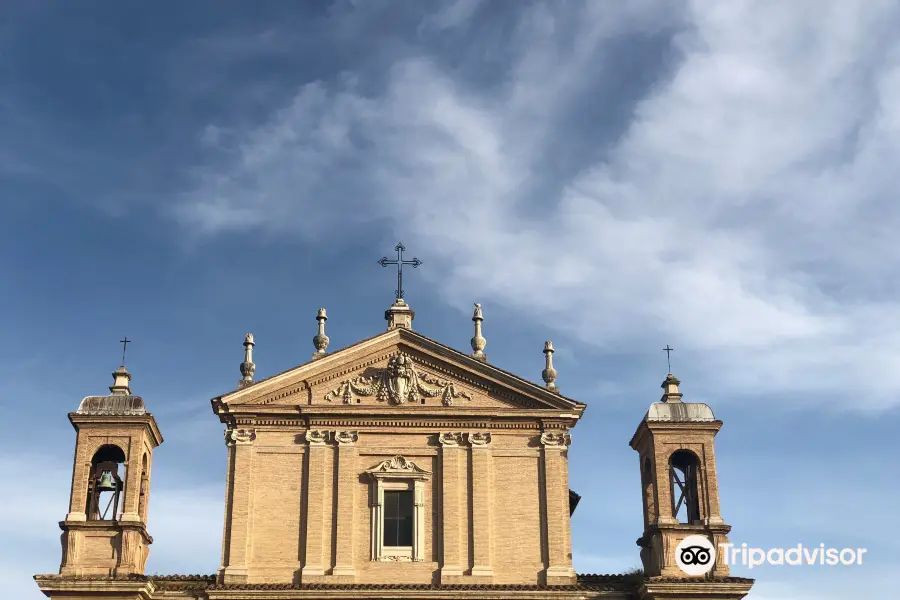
[629, 370, 737, 581]
[55, 355, 163, 578]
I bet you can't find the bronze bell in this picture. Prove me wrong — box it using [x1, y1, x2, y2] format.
[97, 470, 117, 492]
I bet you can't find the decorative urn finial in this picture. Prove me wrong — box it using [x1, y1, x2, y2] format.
[239, 333, 256, 387]
[542, 340, 558, 391]
[470, 303, 487, 361]
[313, 308, 330, 359]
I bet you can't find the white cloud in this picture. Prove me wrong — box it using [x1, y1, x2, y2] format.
[169, 1, 900, 411]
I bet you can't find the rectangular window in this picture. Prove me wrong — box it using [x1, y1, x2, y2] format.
[383, 490, 414, 547]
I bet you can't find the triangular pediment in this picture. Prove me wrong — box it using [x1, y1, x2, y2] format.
[214, 328, 584, 415]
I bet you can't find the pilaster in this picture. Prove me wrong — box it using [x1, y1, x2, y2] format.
[439, 433, 464, 583]
[301, 430, 331, 581]
[220, 427, 256, 584]
[332, 431, 358, 579]
[468, 432, 493, 580]
[120, 435, 143, 522]
[540, 431, 576, 585]
[66, 431, 88, 521]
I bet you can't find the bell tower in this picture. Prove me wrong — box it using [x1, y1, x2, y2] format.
[57, 363, 163, 577]
[629, 372, 732, 578]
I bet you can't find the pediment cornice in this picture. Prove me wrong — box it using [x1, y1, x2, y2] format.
[212, 328, 585, 417]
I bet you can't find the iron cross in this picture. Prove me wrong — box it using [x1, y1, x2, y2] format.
[120, 337, 131, 366]
[662, 345, 674, 373]
[378, 242, 422, 300]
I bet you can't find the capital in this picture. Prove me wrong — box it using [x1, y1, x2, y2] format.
[334, 430, 359, 446]
[540, 431, 571, 448]
[305, 429, 331, 445]
[467, 432, 492, 447]
[225, 428, 256, 446]
[438, 432, 464, 447]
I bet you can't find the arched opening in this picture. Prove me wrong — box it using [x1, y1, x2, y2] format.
[670, 450, 701, 524]
[87, 444, 126, 521]
[642, 457, 657, 526]
[138, 453, 149, 521]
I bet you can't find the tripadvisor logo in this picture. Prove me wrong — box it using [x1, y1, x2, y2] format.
[674, 537, 869, 575]
[675, 535, 717, 576]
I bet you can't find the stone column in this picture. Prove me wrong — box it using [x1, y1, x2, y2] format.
[468, 432, 493, 580]
[302, 430, 331, 580]
[221, 428, 256, 584]
[439, 433, 464, 583]
[332, 431, 358, 579]
[541, 431, 575, 585]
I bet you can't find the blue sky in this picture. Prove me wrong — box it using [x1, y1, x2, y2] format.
[2, 1, 899, 598]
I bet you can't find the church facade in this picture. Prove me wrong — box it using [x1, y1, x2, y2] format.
[35, 296, 754, 600]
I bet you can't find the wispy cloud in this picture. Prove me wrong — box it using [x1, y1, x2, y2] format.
[166, 1, 900, 411]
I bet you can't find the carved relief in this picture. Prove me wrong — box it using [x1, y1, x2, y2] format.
[438, 432, 464, 446]
[468, 432, 492, 446]
[324, 352, 472, 406]
[366, 455, 432, 477]
[224, 428, 257, 446]
[540, 432, 571, 447]
[305, 430, 331, 445]
[335, 430, 359, 445]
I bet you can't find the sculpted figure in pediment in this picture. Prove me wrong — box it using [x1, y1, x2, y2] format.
[324, 352, 472, 406]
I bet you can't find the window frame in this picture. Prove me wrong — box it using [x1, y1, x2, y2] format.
[366, 456, 431, 562]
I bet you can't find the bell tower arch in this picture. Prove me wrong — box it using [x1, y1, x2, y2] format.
[59, 364, 163, 576]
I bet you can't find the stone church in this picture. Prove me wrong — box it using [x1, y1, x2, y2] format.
[35, 274, 755, 599]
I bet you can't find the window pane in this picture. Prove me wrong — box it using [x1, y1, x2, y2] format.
[383, 490, 414, 547]
[385, 490, 399, 519]
[384, 516, 398, 546]
[397, 514, 413, 546]
[399, 489, 414, 514]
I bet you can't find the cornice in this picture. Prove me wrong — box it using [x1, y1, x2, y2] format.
[213, 328, 585, 415]
[66, 412, 164, 446]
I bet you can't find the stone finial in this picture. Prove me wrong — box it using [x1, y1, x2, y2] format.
[385, 298, 415, 330]
[542, 341, 558, 391]
[660, 373, 683, 403]
[109, 365, 132, 395]
[312, 308, 329, 359]
[470, 303, 487, 361]
[239, 333, 256, 387]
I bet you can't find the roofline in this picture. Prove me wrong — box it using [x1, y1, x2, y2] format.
[213, 327, 586, 414]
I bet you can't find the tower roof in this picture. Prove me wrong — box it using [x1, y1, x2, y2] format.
[75, 365, 147, 416]
[643, 372, 715, 422]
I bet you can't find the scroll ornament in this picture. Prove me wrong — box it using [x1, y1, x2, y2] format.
[325, 353, 472, 406]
